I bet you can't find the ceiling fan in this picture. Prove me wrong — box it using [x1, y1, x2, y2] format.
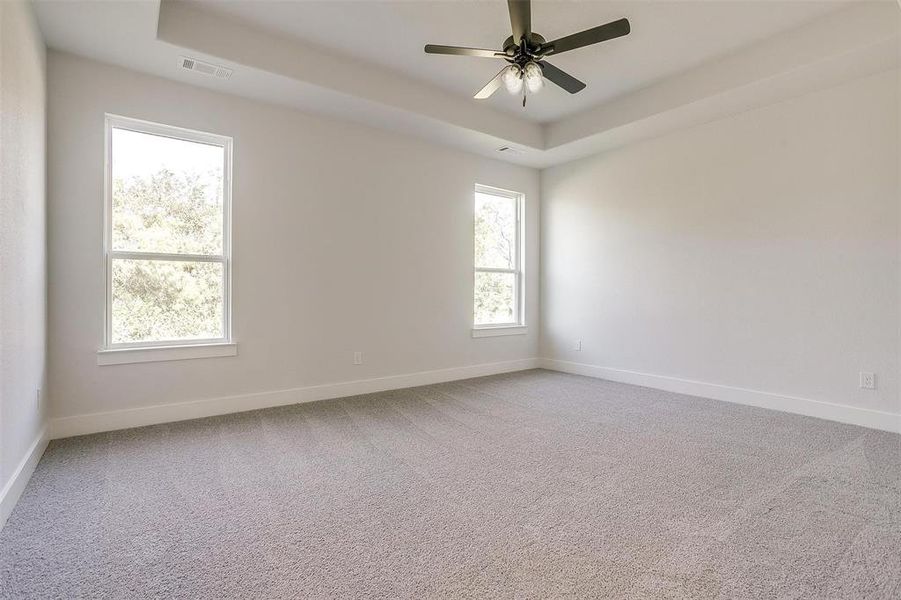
[424, 0, 630, 106]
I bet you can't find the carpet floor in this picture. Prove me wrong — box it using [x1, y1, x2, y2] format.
[1, 369, 899, 598]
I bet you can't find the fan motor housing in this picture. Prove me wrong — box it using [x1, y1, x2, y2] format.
[503, 33, 546, 61]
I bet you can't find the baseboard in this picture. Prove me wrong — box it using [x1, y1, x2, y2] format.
[48, 355, 899, 440]
[0, 427, 49, 531]
[49, 358, 541, 439]
[539, 359, 901, 434]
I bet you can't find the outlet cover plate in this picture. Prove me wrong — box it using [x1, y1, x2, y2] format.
[859, 372, 876, 390]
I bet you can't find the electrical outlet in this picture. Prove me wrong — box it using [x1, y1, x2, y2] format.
[859, 372, 876, 390]
[353, 351, 363, 365]
[36, 388, 42, 411]
[573, 339, 582, 352]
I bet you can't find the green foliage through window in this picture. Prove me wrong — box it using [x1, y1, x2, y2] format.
[108, 123, 228, 345]
[474, 189, 521, 326]
[111, 259, 223, 344]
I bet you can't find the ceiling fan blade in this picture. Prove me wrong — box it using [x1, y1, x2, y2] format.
[474, 67, 508, 99]
[539, 61, 586, 94]
[424, 44, 504, 58]
[507, 0, 531, 45]
[541, 18, 630, 56]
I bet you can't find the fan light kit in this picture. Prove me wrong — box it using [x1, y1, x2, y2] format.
[425, 0, 630, 107]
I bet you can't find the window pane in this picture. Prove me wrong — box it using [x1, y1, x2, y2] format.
[475, 271, 516, 325]
[111, 128, 224, 254]
[111, 259, 224, 344]
[475, 192, 516, 269]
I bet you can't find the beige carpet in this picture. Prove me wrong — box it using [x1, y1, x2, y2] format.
[1, 369, 899, 598]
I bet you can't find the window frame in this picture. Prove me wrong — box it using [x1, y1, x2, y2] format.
[473, 184, 525, 331]
[102, 114, 233, 351]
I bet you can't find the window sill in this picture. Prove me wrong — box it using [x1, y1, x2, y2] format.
[97, 342, 237, 366]
[472, 326, 528, 338]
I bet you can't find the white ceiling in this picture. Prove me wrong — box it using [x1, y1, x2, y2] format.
[32, 1, 898, 166]
[183, 0, 850, 123]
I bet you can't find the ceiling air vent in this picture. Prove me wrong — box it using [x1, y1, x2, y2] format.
[496, 146, 525, 156]
[180, 57, 233, 80]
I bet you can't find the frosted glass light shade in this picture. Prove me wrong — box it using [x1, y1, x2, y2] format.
[524, 62, 543, 93]
[502, 65, 523, 94]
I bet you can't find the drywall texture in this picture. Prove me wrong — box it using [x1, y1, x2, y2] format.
[0, 1, 47, 490]
[541, 69, 901, 420]
[47, 52, 539, 421]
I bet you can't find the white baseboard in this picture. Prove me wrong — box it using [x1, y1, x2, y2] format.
[0, 427, 49, 532]
[539, 359, 901, 434]
[49, 358, 541, 439]
[47, 355, 900, 442]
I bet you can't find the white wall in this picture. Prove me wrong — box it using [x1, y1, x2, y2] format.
[0, 0, 48, 520]
[541, 69, 900, 424]
[45, 50, 900, 435]
[47, 52, 539, 428]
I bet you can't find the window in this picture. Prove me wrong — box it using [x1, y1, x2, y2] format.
[103, 115, 232, 351]
[474, 185, 524, 331]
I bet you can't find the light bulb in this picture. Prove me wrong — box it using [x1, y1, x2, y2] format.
[524, 62, 543, 93]
[502, 65, 523, 94]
